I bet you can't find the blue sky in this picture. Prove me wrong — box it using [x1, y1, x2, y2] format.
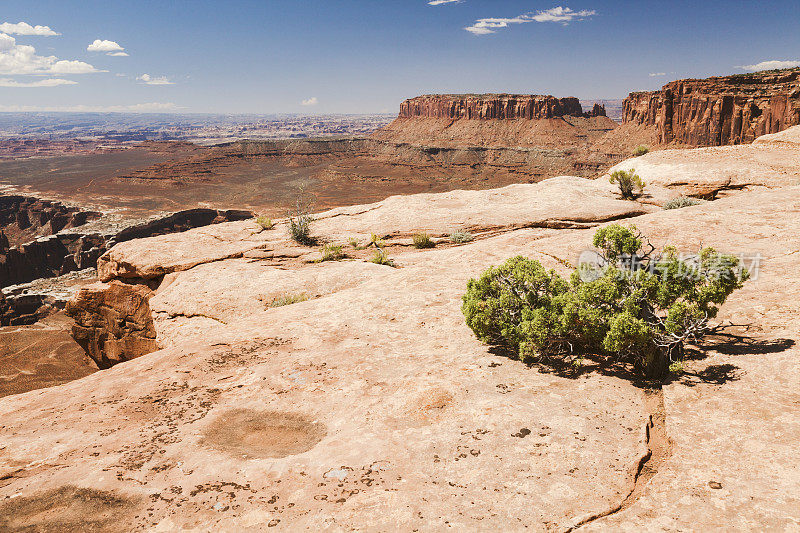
[0, 0, 798, 114]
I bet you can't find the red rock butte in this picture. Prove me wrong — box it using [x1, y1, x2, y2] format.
[622, 68, 800, 146]
[398, 94, 606, 120]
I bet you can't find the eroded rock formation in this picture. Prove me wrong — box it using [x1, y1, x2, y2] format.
[369, 93, 651, 178]
[0, 199, 254, 289]
[622, 68, 800, 145]
[0, 196, 101, 247]
[398, 94, 606, 120]
[66, 280, 158, 369]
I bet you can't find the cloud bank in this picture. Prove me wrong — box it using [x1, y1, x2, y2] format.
[0, 22, 59, 36]
[737, 59, 800, 72]
[0, 32, 100, 75]
[0, 102, 180, 112]
[301, 97, 318, 106]
[465, 6, 596, 35]
[0, 77, 77, 87]
[428, 0, 462, 5]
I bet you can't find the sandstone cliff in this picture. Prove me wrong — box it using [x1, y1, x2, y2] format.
[622, 68, 800, 146]
[372, 94, 650, 177]
[398, 94, 606, 120]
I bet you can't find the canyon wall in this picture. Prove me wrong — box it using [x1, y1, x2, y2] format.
[623, 69, 800, 146]
[0, 196, 101, 247]
[398, 94, 605, 120]
[1, 204, 253, 289]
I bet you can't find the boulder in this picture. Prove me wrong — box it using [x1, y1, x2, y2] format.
[65, 281, 158, 368]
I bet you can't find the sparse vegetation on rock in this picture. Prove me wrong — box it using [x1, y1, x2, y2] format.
[450, 231, 474, 244]
[610, 169, 646, 200]
[369, 233, 385, 248]
[633, 145, 650, 157]
[462, 224, 749, 378]
[287, 186, 315, 245]
[268, 293, 309, 307]
[412, 233, 435, 249]
[370, 249, 395, 267]
[319, 244, 345, 262]
[664, 196, 703, 210]
[256, 216, 274, 230]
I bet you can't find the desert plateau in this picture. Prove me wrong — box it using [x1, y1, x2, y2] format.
[1, 2, 800, 531]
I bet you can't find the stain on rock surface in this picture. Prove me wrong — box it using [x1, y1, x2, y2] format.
[0, 485, 138, 532]
[201, 409, 326, 459]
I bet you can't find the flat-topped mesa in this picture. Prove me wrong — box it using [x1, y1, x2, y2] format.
[623, 68, 800, 146]
[398, 94, 606, 120]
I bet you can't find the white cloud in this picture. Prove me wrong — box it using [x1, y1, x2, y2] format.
[465, 6, 596, 35]
[0, 33, 100, 75]
[137, 73, 174, 85]
[0, 77, 77, 87]
[428, 0, 461, 5]
[87, 39, 128, 56]
[737, 60, 800, 72]
[0, 22, 59, 36]
[0, 102, 181, 112]
[529, 6, 596, 23]
[649, 72, 666, 77]
[301, 97, 318, 106]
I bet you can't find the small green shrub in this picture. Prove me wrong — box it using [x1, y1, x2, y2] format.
[633, 145, 650, 157]
[450, 231, 474, 244]
[668, 360, 685, 374]
[412, 233, 435, 249]
[370, 249, 395, 267]
[256, 216, 274, 230]
[268, 293, 309, 308]
[369, 233, 385, 248]
[288, 213, 313, 245]
[319, 244, 345, 262]
[349, 237, 362, 249]
[462, 224, 749, 378]
[664, 196, 703, 210]
[287, 185, 316, 245]
[610, 169, 646, 200]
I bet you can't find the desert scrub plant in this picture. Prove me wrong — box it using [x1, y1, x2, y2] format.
[318, 243, 345, 262]
[348, 237, 363, 249]
[664, 196, 703, 210]
[287, 185, 315, 245]
[412, 233, 435, 249]
[255, 216, 274, 230]
[268, 292, 309, 308]
[610, 169, 646, 200]
[450, 231, 474, 244]
[632, 145, 650, 157]
[368, 233, 385, 248]
[462, 224, 749, 379]
[370, 249, 395, 267]
[668, 360, 685, 374]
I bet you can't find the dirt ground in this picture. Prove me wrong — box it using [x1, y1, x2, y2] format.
[0, 312, 97, 398]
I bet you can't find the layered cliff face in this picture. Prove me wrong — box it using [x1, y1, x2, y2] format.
[623, 69, 800, 146]
[0, 196, 101, 248]
[373, 93, 651, 177]
[398, 94, 606, 120]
